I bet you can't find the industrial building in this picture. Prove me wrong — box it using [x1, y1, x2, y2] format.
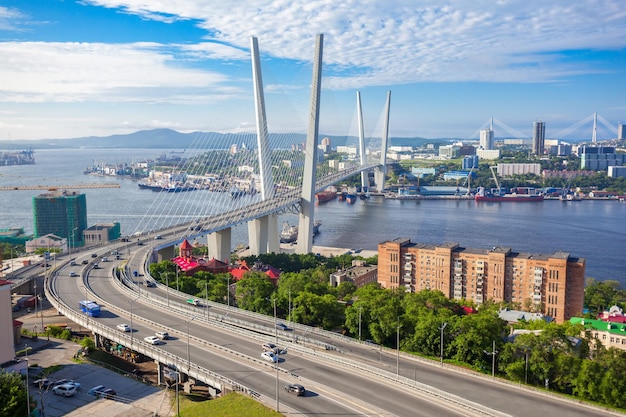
[32, 191, 87, 247]
[377, 238, 585, 323]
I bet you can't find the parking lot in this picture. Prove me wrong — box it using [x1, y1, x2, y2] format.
[21, 318, 173, 417]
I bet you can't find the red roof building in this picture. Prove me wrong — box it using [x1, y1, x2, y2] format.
[229, 260, 281, 285]
[171, 239, 229, 275]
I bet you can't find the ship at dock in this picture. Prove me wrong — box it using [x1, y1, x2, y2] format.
[316, 187, 337, 204]
[0, 148, 35, 166]
[279, 220, 321, 243]
[345, 187, 357, 204]
[475, 187, 543, 202]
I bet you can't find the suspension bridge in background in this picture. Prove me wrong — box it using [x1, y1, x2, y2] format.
[132, 34, 390, 262]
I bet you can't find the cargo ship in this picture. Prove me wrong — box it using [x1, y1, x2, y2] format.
[1, 148, 35, 165]
[315, 187, 337, 204]
[475, 187, 543, 202]
[345, 187, 357, 204]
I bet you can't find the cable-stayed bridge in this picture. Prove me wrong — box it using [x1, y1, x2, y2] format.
[134, 35, 390, 260]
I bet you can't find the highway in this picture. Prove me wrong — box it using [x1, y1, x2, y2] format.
[37, 234, 619, 417]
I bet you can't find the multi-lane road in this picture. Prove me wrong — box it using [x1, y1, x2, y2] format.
[44, 235, 618, 417]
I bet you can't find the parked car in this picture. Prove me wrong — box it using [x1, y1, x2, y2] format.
[52, 379, 81, 389]
[155, 331, 169, 340]
[284, 383, 306, 396]
[88, 385, 106, 396]
[100, 388, 116, 399]
[261, 351, 278, 363]
[32, 378, 52, 388]
[144, 336, 162, 345]
[52, 384, 77, 397]
[117, 324, 131, 332]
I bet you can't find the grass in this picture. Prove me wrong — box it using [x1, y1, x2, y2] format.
[176, 392, 283, 417]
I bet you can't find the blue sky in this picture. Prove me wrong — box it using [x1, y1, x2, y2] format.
[0, 0, 625, 141]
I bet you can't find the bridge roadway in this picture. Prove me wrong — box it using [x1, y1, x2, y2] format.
[152, 163, 381, 240]
[42, 237, 616, 417]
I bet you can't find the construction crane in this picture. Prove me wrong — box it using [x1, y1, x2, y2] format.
[0, 183, 120, 191]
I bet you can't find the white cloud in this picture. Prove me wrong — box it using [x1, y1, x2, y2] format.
[80, 0, 626, 88]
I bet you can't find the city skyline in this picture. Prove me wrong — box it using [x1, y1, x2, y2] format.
[0, 1, 625, 141]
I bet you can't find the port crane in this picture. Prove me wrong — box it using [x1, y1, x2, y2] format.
[0, 183, 120, 191]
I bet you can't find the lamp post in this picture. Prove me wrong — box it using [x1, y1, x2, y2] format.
[272, 297, 279, 413]
[484, 340, 499, 379]
[396, 319, 401, 380]
[224, 276, 230, 308]
[130, 294, 140, 351]
[186, 316, 197, 374]
[439, 322, 448, 367]
[358, 306, 363, 342]
[25, 344, 31, 417]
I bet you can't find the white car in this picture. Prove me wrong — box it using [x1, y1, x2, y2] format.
[261, 351, 278, 363]
[155, 331, 169, 340]
[117, 324, 131, 332]
[262, 342, 278, 353]
[69, 271, 78, 277]
[52, 384, 77, 397]
[144, 336, 162, 345]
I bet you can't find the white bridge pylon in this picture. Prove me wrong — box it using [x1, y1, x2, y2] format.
[207, 35, 390, 260]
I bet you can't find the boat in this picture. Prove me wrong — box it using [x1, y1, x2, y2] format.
[313, 220, 321, 236]
[315, 187, 337, 204]
[0, 148, 35, 166]
[475, 187, 544, 202]
[280, 222, 298, 243]
[346, 187, 357, 204]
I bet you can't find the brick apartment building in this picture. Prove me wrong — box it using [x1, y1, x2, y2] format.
[378, 238, 585, 323]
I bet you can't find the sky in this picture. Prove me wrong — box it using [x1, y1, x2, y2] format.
[0, 0, 625, 142]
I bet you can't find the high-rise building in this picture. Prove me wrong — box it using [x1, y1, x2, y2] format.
[532, 121, 545, 155]
[479, 128, 494, 150]
[33, 191, 87, 247]
[377, 238, 585, 323]
[618, 122, 624, 140]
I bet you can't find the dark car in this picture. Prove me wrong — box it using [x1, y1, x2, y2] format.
[284, 383, 305, 396]
[91, 253, 98, 258]
[102, 388, 116, 399]
[82, 259, 89, 265]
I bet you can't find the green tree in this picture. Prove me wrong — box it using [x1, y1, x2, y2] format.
[235, 272, 276, 314]
[0, 371, 29, 417]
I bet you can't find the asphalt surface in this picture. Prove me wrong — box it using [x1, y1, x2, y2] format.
[19, 306, 174, 417]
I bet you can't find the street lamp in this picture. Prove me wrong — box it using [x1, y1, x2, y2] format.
[396, 319, 401, 380]
[484, 340, 499, 379]
[186, 316, 197, 374]
[267, 296, 279, 413]
[223, 276, 230, 308]
[439, 322, 448, 367]
[25, 344, 31, 417]
[358, 306, 363, 342]
[130, 294, 140, 351]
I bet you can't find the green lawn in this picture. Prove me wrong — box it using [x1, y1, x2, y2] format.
[177, 392, 283, 417]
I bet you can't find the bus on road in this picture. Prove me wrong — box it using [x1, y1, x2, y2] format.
[79, 300, 101, 317]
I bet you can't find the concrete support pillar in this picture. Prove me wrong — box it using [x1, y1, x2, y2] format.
[156, 245, 175, 262]
[208, 228, 231, 264]
[267, 213, 279, 253]
[297, 34, 324, 255]
[247, 216, 269, 255]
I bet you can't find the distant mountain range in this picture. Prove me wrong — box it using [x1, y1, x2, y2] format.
[0, 128, 445, 150]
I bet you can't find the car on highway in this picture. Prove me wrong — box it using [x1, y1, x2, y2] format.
[82, 259, 89, 265]
[187, 299, 200, 306]
[69, 260, 76, 266]
[155, 331, 169, 340]
[117, 324, 131, 332]
[91, 253, 98, 258]
[275, 322, 290, 331]
[261, 351, 278, 363]
[155, 235, 162, 240]
[52, 384, 77, 397]
[144, 280, 156, 287]
[262, 342, 278, 353]
[69, 271, 78, 277]
[144, 336, 162, 345]
[284, 383, 306, 396]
